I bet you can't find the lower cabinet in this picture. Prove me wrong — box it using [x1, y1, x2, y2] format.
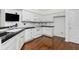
[17, 30, 25, 49]
[32, 27, 42, 38]
[25, 28, 42, 43]
[1, 27, 54, 50]
[2, 36, 18, 50]
[2, 30, 25, 50]
[25, 27, 54, 43]
[42, 27, 54, 37]
[25, 29, 33, 42]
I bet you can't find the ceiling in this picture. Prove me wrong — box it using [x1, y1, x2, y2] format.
[25, 9, 65, 15]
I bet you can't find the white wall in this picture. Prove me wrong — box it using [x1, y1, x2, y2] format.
[21, 10, 42, 27]
[66, 10, 79, 44]
[41, 15, 53, 22]
[0, 10, 5, 27]
[65, 10, 70, 42]
[22, 10, 65, 22]
[0, 10, 1, 27]
[0, 9, 22, 27]
[41, 11, 65, 21]
[22, 10, 41, 21]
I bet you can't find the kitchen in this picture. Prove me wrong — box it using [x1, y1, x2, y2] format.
[0, 9, 79, 50]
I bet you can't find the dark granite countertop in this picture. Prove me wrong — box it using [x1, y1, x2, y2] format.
[0, 27, 9, 29]
[40, 26, 54, 27]
[1, 27, 35, 43]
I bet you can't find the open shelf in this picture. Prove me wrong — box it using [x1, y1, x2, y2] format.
[21, 21, 54, 23]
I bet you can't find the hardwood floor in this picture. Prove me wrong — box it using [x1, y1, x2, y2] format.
[21, 35, 79, 50]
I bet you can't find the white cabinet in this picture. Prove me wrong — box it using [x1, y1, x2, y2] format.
[17, 30, 25, 49]
[25, 29, 32, 42]
[42, 27, 53, 37]
[1, 27, 54, 50]
[2, 35, 18, 50]
[32, 27, 42, 38]
[32, 27, 54, 38]
[2, 30, 25, 50]
[25, 28, 42, 43]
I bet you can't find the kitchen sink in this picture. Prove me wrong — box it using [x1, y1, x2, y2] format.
[0, 32, 9, 37]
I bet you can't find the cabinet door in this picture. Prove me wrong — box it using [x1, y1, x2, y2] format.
[17, 31, 25, 49]
[25, 29, 32, 42]
[32, 27, 42, 38]
[2, 36, 17, 50]
[42, 27, 53, 37]
[6, 43, 17, 50]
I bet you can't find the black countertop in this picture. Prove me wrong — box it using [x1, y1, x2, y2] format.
[0, 27, 9, 29]
[1, 27, 35, 43]
[40, 26, 54, 27]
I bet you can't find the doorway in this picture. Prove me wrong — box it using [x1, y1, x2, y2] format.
[53, 16, 65, 37]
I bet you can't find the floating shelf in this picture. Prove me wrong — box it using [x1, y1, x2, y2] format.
[21, 21, 54, 23]
[40, 26, 54, 27]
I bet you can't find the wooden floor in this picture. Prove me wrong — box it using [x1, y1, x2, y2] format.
[21, 35, 79, 50]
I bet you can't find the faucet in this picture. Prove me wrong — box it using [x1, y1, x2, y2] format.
[14, 23, 18, 27]
[9, 23, 18, 30]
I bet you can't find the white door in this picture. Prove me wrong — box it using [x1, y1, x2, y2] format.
[54, 16, 65, 37]
[66, 10, 79, 43]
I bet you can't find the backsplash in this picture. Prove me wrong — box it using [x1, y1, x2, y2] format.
[21, 22, 54, 27]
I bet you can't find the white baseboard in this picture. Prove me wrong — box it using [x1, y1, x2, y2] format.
[65, 39, 69, 42]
